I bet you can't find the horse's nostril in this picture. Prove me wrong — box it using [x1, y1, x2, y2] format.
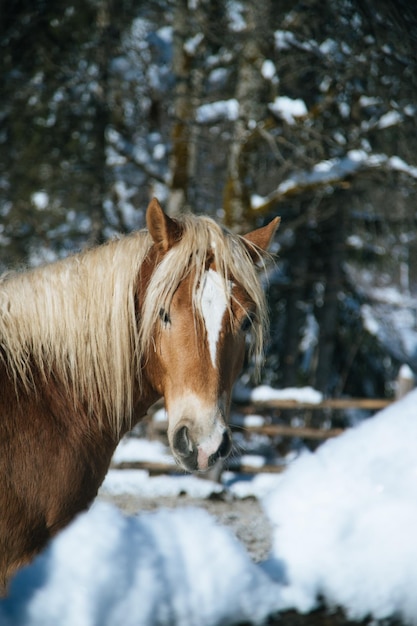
[209, 430, 232, 467]
[218, 430, 232, 458]
[173, 425, 192, 457]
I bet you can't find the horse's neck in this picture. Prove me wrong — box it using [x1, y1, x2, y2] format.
[0, 340, 161, 440]
[127, 376, 161, 436]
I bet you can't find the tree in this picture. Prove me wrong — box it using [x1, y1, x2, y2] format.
[0, 0, 137, 266]
[2, 0, 417, 403]
[222, 0, 273, 229]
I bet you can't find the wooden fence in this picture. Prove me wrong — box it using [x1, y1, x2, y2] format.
[112, 396, 394, 476]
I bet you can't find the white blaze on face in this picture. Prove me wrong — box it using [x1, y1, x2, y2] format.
[199, 269, 228, 367]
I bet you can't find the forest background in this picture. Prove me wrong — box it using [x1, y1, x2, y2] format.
[2, 0, 417, 421]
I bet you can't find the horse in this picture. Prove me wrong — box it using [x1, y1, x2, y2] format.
[0, 198, 279, 589]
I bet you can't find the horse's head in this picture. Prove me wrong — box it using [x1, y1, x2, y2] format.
[140, 199, 279, 472]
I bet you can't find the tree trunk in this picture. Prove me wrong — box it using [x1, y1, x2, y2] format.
[314, 204, 346, 394]
[281, 221, 311, 387]
[167, 0, 195, 216]
[88, 1, 114, 245]
[223, 0, 271, 230]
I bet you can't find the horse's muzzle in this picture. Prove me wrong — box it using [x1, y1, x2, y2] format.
[172, 424, 232, 472]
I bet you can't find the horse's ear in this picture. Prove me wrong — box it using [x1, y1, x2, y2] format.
[242, 217, 281, 261]
[146, 198, 181, 252]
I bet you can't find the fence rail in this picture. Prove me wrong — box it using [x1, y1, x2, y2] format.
[112, 396, 394, 476]
[236, 397, 392, 411]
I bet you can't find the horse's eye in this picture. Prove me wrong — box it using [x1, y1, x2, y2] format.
[159, 308, 171, 326]
[240, 313, 254, 333]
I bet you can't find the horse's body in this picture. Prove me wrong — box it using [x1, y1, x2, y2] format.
[0, 199, 279, 589]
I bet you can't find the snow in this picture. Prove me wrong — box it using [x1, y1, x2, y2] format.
[250, 384, 323, 404]
[250, 193, 267, 209]
[377, 110, 403, 129]
[1, 505, 281, 626]
[268, 96, 308, 124]
[251, 149, 417, 209]
[4, 388, 417, 624]
[184, 33, 204, 56]
[264, 389, 417, 623]
[231, 413, 265, 427]
[359, 95, 381, 107]
[233, 382, 323, 404]
[261, 60, 277, 82]
[274, 29, 297, 50]
[102, 470, 225, 499]
[112, 437, 172, 465]
[357, 284, 417, 369]
[239, 454, 266, 468]
[226, 1, 246, 33]
[196, 99, 239, 123]
[31, 191, 49, 210]
[274, 30, 316, 53]
[399, 363, 414, 381]
[361, 303, 380, 335]
[387, 155, 417, 179]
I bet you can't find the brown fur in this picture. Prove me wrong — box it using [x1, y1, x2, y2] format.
[0, 198, 279, 589]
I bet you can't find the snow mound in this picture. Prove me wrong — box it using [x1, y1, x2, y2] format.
[264, 389, 417, 623]
[1, 504, 281, 626]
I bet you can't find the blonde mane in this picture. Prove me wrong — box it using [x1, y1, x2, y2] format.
[0, 215, 268, 434]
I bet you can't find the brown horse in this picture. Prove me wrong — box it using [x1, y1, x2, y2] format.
[0, 198, 279, 589]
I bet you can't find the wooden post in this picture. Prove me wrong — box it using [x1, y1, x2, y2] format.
[395, 364, 415, 400]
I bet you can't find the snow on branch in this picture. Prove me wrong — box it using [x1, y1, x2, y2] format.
[106, 127, 167, 184]
[196, 99, 239, 124]
[251, 150, 417, 212]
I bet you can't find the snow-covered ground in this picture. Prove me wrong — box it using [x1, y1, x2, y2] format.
[2, 386, 417, 625]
